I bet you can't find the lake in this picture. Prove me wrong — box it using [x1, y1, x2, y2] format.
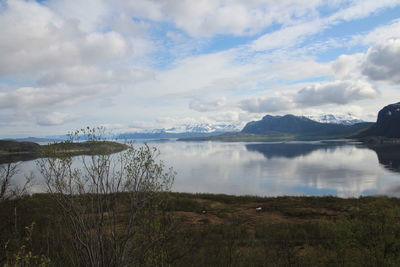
[6, 140, 400, 198]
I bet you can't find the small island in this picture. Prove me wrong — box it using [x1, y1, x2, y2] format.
[0, 140, 128, 164]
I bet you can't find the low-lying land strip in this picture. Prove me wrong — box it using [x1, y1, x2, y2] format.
[0, 140, 128, 163]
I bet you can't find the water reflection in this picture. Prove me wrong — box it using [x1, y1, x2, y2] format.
[241, 143, 384, 197]
[245, 143, 341, 159]
[366, 145, 400, 173]
[4, 141, 400, 198]
[0, 153, 37, 164]
[153, 141, 400, 197]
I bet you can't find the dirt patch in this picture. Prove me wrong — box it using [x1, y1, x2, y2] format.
[237, 203, 296, 227]
[193, 198, 230, 210]
[177, 199, 343, 228]
[174, 211, 224, 225]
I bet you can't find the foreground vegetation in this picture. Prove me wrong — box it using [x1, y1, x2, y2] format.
[2, 192, 400, 266]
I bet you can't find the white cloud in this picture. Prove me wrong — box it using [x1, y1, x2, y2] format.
[155, 116, 210, 128]
[37, 112, 72, 126]
[110, 15, 150, 36]
[126, 48, 330, 101]
[251, 20, 323, 51]
[239, 80, 379, 113]
[37, 66, 112, 86]
[251, 0, 400, 51]
[331, 53, 364, 79]
[211, 111, 241, 123]
[166, 31, 185, 42]
[0, 84, 113, 110]
[0, 0, 157, 127]
[133, 50, 260, 98]
[327, 0, 400, 22]
[362, 38, 400, 84]
[270, 58, 332, 81]
[99, 123, 126, 130]
[113, 0, 324, 37]
[46, 0, 108, 32]
[240, 95, 295, 113]
[296, 80, 378, 106]
[0, 0, 127, 76]
[355, 19, 400, 45]
[37, 66, 153, 86]
[126, 121, 158, 132]
[329, 38, 400, 84]
[189, 97, 227, 112]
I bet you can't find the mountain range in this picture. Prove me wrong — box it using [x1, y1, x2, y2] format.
[231, 103, 399, 141]
[241, 115, 373, 137]
[115, 114, 364, 139]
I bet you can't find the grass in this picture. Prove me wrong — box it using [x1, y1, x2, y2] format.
[3, 192, 400, 266]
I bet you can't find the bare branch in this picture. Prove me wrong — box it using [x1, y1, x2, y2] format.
[38, 128, 176, 266]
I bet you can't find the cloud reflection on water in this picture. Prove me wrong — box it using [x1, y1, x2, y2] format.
[6, 141, 400, 198]
[156, 141, 400, 197]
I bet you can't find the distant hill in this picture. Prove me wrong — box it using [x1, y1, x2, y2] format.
[0, 140, 42, 163]
[241, 114, 372, 137]
[359, 102, 400, 139]
[0, 140, 40, 153]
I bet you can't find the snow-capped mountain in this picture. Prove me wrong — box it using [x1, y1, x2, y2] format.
[160, 123, 241, 133]
[305, 114, 365, 125]
[115, 123, 241, 139]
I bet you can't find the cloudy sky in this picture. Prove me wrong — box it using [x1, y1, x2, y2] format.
[1, 0, 400, 138]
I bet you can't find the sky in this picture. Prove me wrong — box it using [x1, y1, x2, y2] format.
[1, 0, 400, 138]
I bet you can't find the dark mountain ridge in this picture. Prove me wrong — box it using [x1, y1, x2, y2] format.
[359, 102, 400, 139]
[241, 114, 373, 137]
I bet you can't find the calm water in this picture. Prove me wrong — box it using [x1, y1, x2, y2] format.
[6, 140, 400, 198]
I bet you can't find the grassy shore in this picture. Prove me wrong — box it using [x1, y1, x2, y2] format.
[2, 192, 400, 266]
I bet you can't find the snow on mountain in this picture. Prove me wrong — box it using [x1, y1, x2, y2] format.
[152, 123, 241, 134]
[305, 114, 365, 125]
